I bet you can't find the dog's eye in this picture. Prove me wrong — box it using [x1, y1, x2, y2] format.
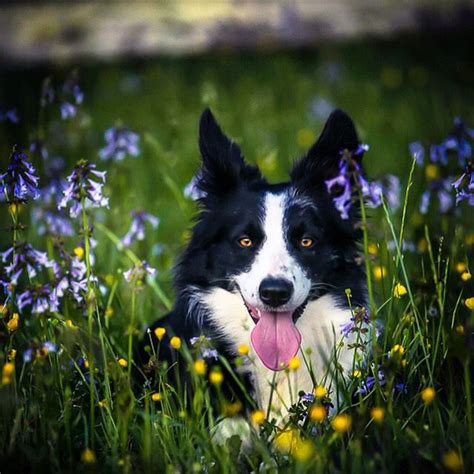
[300, 237, 314, 248]
[238, 237, 253, 248]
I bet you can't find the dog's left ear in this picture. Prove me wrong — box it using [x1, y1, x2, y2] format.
[291, 109, 359, 187]
[197, 108, 262, 197]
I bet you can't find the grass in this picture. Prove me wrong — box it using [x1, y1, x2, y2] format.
[0, 34, 473, 472]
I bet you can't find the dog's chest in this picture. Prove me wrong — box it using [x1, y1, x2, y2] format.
[203, 289, 356, 417]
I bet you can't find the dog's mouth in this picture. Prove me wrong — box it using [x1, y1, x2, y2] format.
[243, 300, 307, 372]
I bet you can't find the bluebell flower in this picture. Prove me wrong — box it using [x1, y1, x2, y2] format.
[355, 370, 386, 395]
[452, 163, 474, 206]
[121, 210, 159, 247]
[376, 174, 401, 211]
[442, 117, 473, 166]
[60, 102, 77, 120]
[123, 260, 156, 284]
[58, 161, 109, 217]
[99, 127, 140, 161]
[419, 178, 454, 214]
[184, 172, 207, 201]
[340, 306, 370, 338]
[29, 139, 48, 160]
[409, 141, 425, 166]
[387, 239, 416, 253]
[0, 148, 39, 202]
[429, 144, 448, 166]
[59, 71, 83, 120]
[17, 284, 59, 314]
[23, 348, 34, 363]
[0, 106, 19, 124]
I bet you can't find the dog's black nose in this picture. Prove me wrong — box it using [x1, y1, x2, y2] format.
[259, 278, 293, 308]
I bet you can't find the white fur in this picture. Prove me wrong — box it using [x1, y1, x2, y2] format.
[202, 288, 357, 419]
[235, 191, 311, 311]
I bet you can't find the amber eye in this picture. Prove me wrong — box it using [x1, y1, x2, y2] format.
[238, 237, 253, 248]
[300, 237, 314, 248]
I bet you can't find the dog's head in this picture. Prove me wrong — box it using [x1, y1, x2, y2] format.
[175, 108, 366, 370]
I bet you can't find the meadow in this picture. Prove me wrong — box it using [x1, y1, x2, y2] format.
[0, 34, 473, 473]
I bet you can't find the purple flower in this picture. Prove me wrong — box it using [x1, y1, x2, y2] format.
[356, 370, 386, 395]
[123, 260, 156, 284]
[60, 102, 77, 120]
[443, 117, 473, 166]
[17, 284, 59, 314]
[29, 139, 48, 160]
[419, 179, 454, 214]
[99, 127, 140, 161]
[409, 141, 425, 166]
[23, 349, 34, 363]
[0, 148, 39, 202]
[58, 161, 109, 218]
[376, 174, 401, 211]
[62, 71, 84, 105]
[429, 144, 448, 166]
[121, 210, 159, 247]
[340, 306, 370, 338]
[452, 164, 474, 206]
[0, 106, 19, 124]
[184, 172, 207, 201]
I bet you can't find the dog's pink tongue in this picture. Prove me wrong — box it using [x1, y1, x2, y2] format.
[251, 310, 301, 371]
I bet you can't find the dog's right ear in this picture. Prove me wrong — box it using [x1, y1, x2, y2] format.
[197, 108, 261, 196]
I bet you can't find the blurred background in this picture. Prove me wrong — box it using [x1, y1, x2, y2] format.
[1, 0, 474, 299]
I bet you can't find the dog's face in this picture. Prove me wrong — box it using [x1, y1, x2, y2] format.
[176, 109, 366, 370]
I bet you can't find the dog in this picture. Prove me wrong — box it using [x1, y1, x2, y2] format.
[138, 108, 367, 422]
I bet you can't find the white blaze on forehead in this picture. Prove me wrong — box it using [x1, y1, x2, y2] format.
[235, 191, 311, 309]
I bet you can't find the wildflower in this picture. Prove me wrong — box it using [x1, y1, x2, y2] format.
[455, 262, 467, 273]
[81, 448, 96, 464]
[352, 369, 362, 378]
[452, 163, 474, 206]
[425, 164, 439, 180]
[0, 148, 39, 202]
[373, 266, 386, 281]
[393, 283, 407, 298]
[237, 344, 249, 356]
[17, 284, 59, 314]
[73, 247, 84, 259]
[183, 172, 206, 201]
[292, 439, 315, 462]
[0, 106, 19, 123]
[455, 324, 464, 335]
[288, 356, 300, 370]
[60, 72, 83, 120]
[443, 117, 473, 166]
[368, 243, 378, 255]
[99, 126, 140, 161]
[118, 358, 128, 368]
[314, 385, 328, 399]
[40, 341, 57, 356]
[170, 336, 181, 350]
[7, 312, 19, 332]
[224, 401, 242, 416]
[58, 161, 109, 217]
[409, 141, 425, 165]
[371, 407, 385, 424]
[66, 319, 78, 330]
[151, 392, 162, 402]
[123, 260, 156, 285]
[377, 174, 401, 211]
[465, 297, 474, 310]
[121, 210, 159, 247]
[442, 450, 464, 472]
[421, 387, 436, 405]
[309, 405, 326, 423]
[193, 359, 207, 375]
[340, 306, 370, 338]
[356, 369, 386, 395]
[105, 307, 114, 318]
[331, 414, 352, 433]
[251, 409, 266, 425]
[154, 327, 166, 340]
[60, 103, 77, 120]
[209, 370, 224, 386]
[274, 429, 298, 452]
[98, 399, 106, 408]
[391, 344, 405, 355]
[8, 349, 16, 361]
[2, 362, 15, 384]
[461, 271, 472, 281]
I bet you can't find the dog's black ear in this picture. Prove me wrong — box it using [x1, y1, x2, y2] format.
[197, 108, 262, 196]
[291, 109, 359, 186]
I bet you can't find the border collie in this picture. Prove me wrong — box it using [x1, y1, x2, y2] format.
[138, 108, 367, 420]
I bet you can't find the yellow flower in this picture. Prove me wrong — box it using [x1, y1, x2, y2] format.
[371, 407, 385, 424]
[421, 387, 436, 405]
[251, 409, 266, 425]
[373, 266, 386, 281]
[314, 385, 328, 399]
[455, 262, 467, 273]
[7, 312, 19, 332]
[274, 429, 297, 452]
[401, 359, 408, 368]
[8, 349, 17, 361]
[193, 359, 207, 376]
[391, 344, 405, 355]
[74, 247, 84, 259]
[393, 283, 407, 298]
[442, 450, 464, 472]
[104, 274, 115, 286]
[66, 319, 78, 329]
[2, 362, 15, 379]
[105, 307, 114, 318]
[237, 344, 249, 356]
[98, 399, 107, 408]
[425, 164, 439, 180]
[151, 392, 162, 402]
[292, 439, 314, 462]
[154, 327, 166, 341]
[464, 297, 474, 310]
[296, 128, 316, 148]
[288, 356, 300, 370]
[368, 243, 378, 255]
[461, 271, 472, 282]
[331, 414, 351, 433]
[209, 370, 224, 386]
[118, 358, 128, 368]
[417, 238, 428, 253]
[455, 324, 464, 335]
[9, 202, 18, 216]
[224, 401, 242, 416]
[170, 336, 181, 350]
[81, 448, 96, 464]
[83, 359, 89, 369]
[309, 405, 326, 423]
[352, 369, 362, 378]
